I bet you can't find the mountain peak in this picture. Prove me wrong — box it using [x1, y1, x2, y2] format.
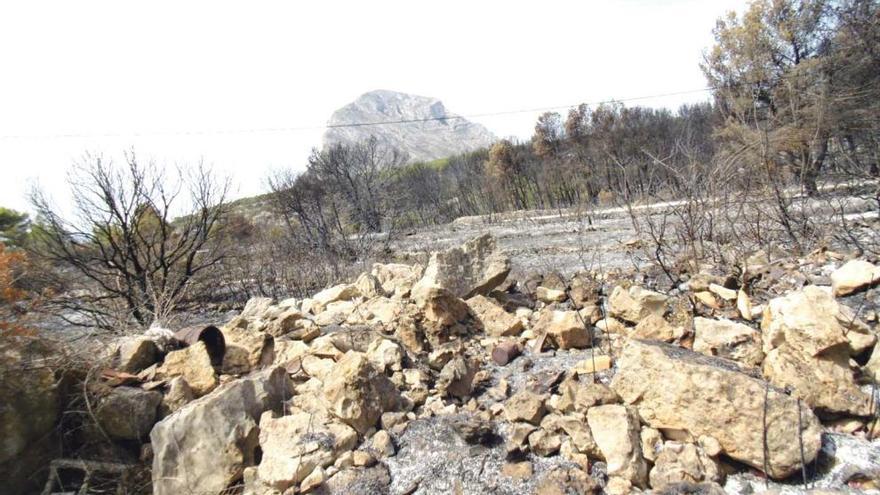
[323, 90, 496, 163]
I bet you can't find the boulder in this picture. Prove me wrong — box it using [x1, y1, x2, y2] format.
[157, 340, 218, 396]
[587, 404, 648, 488]
[255, 408, 358, 491]
[761, 286, 871, 416]
[95, 386, 162, 440]
[611, 339, 821, 479]
[533, 309, 591, 349]
[693, 317, 763, 368]
[151, 366, 292, 495]
[411, 234, 510, 300]
[466, 294, 523, 337]
[831, 259, 880, 297]
[608, 286, 668, 323]
[116, 336, 158, 373]
[322, 352, 401, 434]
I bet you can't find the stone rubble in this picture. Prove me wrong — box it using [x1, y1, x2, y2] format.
[29, 235, 880, 494]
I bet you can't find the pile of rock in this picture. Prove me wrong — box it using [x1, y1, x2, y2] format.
[24, 236, 880, 494]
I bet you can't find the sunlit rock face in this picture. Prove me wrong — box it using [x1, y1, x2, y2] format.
[323, 89, 496, 163]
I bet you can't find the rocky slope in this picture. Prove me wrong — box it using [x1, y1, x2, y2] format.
[8, 235, 880, 494]
[322, 90, 496, 163]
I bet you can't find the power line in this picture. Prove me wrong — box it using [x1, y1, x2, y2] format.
[0, 87, 714, 141]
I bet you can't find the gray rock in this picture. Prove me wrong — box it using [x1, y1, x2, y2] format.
[95, 386, 161, 440]
[323, 90, 496, 163]
[150, 366, 292, 495]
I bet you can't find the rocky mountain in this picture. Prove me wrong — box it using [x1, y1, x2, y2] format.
[323, 90, 497, 163]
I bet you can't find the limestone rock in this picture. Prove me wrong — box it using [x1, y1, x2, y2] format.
[160, 376, 193, 416]
[437, 356, 477, 398]
[608, 286, 668, 323]
[693, 317, 763, 367]
[322, 352, 401, 434]
[831, 259, 880, 297]
[158, 341, 218, 396]
[301, 466, 325, 493]
[557, 380, 619, 414]
[504, 390, 546, 425]
[761, 286, 849, 357]
[95, 386, 161, 440]
[737, 290, 753, 321]
[533, 309, 591, 349]
[536, 286, 567, 303]
[596, 316, 628, 334]
[256, 408, 357, 491]
[151, 366, 292, 495]
[641, 427, 663, 462]
[361, 297, 406, 325]
[312, 283, 361, 314]
[611, 339, 821, 479]
[273, 339, 310, 367]
[354, 272, 384, 299]
[762, 344, 871, 416]
[502, 460, 533, 479]
[708, 283, 737, 301]
[649, 442, 721, 490]
[221, 324, 275, 375]
[466, 294, 523, 337]
[412, 234, 510, 300]
[631, 313, 678, 342]
[116, 336, 158, 373]
[541, 413, 600, 458]
[411, 285, 469, 328]
[587, 404, 648, 487]
[528, 428, 562, 456]
[761, 286, 871, 416]
[535, 467, 599, 495]
[366, 338, 403, 373]
[371, 430, 396, 457]
[371, 262, 422, 298]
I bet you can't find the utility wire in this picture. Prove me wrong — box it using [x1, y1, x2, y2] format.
[0, 67, 827, 141]
[0, 87, 714, 141]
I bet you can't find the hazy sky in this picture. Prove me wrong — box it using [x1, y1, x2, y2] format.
[0, 0, 747, 212]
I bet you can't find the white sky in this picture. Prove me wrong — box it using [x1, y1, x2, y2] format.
[0, 0, 747, 212]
